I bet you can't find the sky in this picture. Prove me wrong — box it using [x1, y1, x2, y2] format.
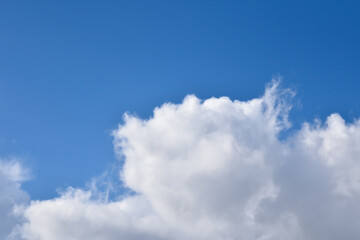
[0, 1, 360, 239]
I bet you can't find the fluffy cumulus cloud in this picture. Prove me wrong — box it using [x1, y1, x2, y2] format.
[5, 81, 360, 239]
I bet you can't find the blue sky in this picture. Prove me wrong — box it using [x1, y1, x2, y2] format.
[0, 0, 359, 203]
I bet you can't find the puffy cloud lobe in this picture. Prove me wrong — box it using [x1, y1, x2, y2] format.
[19, 81, 360, 239]
[112, 82, 297, 240]
[21, 190, 167, 240]
[274, 114, 360, 240]
[0, 159, 29, 240]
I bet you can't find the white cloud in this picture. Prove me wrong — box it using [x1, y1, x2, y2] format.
[11, 80, 360, 239]
[21, 189, 167, 240]
[0, 159, 29, 240]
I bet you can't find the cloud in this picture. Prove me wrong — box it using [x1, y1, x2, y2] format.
[12, 80, 360, 239]
[0, 159, 29, 240]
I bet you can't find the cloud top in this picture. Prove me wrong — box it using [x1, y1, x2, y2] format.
[5, 81, 360, 240]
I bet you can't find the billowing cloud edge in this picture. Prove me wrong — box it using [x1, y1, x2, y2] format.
[0, 158, 30, 240]
[3, 80, 360, 240]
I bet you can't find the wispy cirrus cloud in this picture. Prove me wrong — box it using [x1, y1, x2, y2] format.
[3, 80, 360, 239]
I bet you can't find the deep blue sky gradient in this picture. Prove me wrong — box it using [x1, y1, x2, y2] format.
[0, 0, 359, 199]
